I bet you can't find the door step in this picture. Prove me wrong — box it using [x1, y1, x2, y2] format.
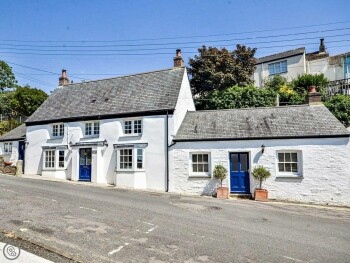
[230, 193, 252, 199]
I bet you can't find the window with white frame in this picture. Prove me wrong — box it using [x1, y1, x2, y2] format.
[137, 149, 144, 169]
[4, 142, 12, 153]
[53, 124, 64, 137]
[191, 153, 210, 174]
[119, 149, 133, 169]
[268, 60, 287, 75]
[58, 150, 65, 168]
[44, 150, 55, 168]
[85, 121, 100, 136]
[277, 151, 301, 175]
[124, 119, 142, 135]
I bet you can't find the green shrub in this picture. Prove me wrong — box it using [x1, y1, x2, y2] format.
[324, 95, 350, 127]
[213, 165, 228, 187]
[252, 166, 271, 189]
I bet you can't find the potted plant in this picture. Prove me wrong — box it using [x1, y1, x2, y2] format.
[252, 166, 271, 201]
[213, 165, 228, 199]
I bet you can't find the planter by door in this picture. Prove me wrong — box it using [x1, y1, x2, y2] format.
[79, 148, 92, 181]
[230, 152, 250, 193]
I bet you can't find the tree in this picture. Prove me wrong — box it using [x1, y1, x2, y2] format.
[0, 61, 17, 91]
[213, 165, 228, 187]
[188, 45, 257, 96]
[252, 166, 271, 189]
[9, 85, 48, 117]
[324, 95, 350, 127]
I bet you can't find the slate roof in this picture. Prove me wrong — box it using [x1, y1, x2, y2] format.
[0, 124, 26, 142]
[175, 105, 350, 141]
[26, 67, 185, 125]
[256, 47, 305, 64]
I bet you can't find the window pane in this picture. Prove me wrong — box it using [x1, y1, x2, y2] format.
[192, 154, 197, 162]
[285, 163, 291, 172]
[278, 163, 284, 172]
[203, 154, 208, 162]
[285, 153, 291, 162]
[240, 154, 248, 171]
[278, 153, 284, 162]
[137, 149, 143, 169]
[192, 164, 197, 172]
[292, 163, 298, 172]
[291, 153, 298, 162]
[198, 154, 202, 162]
[203, 164, 209, 172]
[231, 154, 238, 171]
[197, 164, 203, 172]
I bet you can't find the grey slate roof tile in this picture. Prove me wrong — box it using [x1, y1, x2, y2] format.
[26, 67, 185, 124]
[0, 124, 26, 142]
[175, 105, 349, 141]
[256, 47, 305, 64]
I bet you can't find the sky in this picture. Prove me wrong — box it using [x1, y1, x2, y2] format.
[0, 0, 349, 93]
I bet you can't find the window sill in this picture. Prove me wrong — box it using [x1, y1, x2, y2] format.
[121, 134, 142, 138]
[42, 168, 66, 171]
[189, 174, 211, 179]
[276, 175, 303, 179]
[115, 169, 146, 173]
[82, 135, 100, 139]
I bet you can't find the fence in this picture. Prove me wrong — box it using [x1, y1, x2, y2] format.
[327, 78, 350, 96]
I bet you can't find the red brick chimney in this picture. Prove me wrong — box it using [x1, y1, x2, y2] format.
[173, 49, 184, 67]
[59, 69, 69, 86]
[307, 86, 322, 105]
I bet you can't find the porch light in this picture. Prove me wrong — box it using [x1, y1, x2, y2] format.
[103, 139, 108, 148]
[69, 141, 73, 147]
[261, 144, 265, 154]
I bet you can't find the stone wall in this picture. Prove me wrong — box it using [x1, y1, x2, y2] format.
[0, 156, 17, 175]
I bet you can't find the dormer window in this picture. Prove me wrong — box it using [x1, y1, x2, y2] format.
[85, 121, 100, 136]
[124, 119, 142, 135]
[53, 124, 64, 137]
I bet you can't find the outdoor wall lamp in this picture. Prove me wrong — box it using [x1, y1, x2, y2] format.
[261, 144, 265, 153]
[103, 139, 108, 148]
[69, 141, 73, 147]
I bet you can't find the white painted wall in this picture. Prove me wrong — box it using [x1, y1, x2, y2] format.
[169, 137, 350, 206]
[254, 53, 305, 87]
[0, 141, 20, 164]
[307, 57, 344, 82]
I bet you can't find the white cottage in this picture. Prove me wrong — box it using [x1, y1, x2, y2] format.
[0, 124, 26, 165]
[24, 50, 195, 191]
[169, 93, 350, 206]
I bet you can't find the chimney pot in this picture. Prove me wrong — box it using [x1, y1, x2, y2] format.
[319, 38, 326, 53]
[59, 69, 69, 86]
[173, 49, 184, 67]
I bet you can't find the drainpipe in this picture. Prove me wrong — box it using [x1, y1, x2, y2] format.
[165, 111, 169, 192]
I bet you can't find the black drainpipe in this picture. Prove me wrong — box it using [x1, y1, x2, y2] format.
[166, 110, 169, 192]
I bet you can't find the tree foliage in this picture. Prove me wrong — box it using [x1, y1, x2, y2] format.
[252, 166, 271, 190]
[0, 61, 17, 91]
[213, 165, 228, 187]
[324, 95, 350, 127]
[188, 45, 257, 96]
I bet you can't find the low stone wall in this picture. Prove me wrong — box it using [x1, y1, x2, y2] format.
[0, 156, 18, 176]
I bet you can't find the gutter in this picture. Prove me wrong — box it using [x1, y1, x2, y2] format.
[165, 110, 169, 192]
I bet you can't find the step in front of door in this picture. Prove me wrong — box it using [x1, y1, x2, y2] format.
[229, 193, 252, 199]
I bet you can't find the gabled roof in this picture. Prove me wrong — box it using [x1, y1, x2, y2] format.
[174, 105, 349, 141]
[256, 47, 305, 64]
[0, 124, 26, 142]
[26, 67, 186, 125]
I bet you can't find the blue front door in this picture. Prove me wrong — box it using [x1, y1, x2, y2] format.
[79, 148, 92, 181]
[230, 153, 250, 193]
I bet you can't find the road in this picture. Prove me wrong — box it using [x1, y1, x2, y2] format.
[0, 175, 349, 263]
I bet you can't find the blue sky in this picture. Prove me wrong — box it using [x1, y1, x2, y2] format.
[0, 0, 349, 93]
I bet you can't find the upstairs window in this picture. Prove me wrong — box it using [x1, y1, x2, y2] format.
[124, 119, 142, 135]
[268, 60, 287, 75]
[53, 124, 64, 137]
[4, 142, 12, 153]
[85, 122, 100, 136]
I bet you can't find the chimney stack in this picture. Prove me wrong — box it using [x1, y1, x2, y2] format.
[59, 69, 69, 86]
[173, 49, 184, 67]
[307, 86, 322, 105]
[319, 38, 326, 53]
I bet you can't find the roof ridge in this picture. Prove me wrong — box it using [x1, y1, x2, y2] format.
[61, 67, 186, 87]
[191, 105, 311, 113]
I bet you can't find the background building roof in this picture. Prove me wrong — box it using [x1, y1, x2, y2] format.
[175, 105, 349, 141]
[256, 47, 305, 64]
[0, 124, 26, 142]
[26, 67, 185, 125]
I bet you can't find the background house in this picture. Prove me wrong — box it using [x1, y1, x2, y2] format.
[0, 124, 26, 165]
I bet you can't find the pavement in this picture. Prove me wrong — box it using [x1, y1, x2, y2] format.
[0, 174, 349, 263]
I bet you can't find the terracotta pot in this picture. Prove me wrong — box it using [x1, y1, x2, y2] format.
[217, 187, 229, 199]
[308, 86, 317, 93]
[4, 161, 13, 166]
[254, 189, 268, 201]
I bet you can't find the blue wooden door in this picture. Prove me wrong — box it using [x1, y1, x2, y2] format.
[79, 148, 92, 181]
[230, 153, 250, 193]
[18, 141, 25, 160]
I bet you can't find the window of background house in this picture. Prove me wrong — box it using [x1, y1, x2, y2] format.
[191, 153, 209, 173]
[124, 119, 142, 135]
[85, 122, 100, 136]
[58, 150, 65, 168]
[278, 152, 300, 175]
[120, 149, 133, 169]
[137, 149, 143, 169]
[53, 124, 64, 137]
[45, 150, 55, 168]
[268, 60, 287, 75]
